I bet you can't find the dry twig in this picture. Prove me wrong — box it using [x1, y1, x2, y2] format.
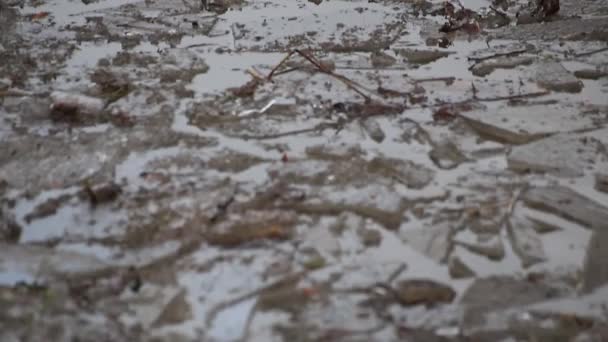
[266, 49, 372, 102]
[205, 270, 308, 326]
[575, 46, 608, 57]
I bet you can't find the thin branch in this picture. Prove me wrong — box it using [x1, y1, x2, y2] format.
[266, 49, 373, 102]
[575, 46, 608, 57]
[474, 90, 549, 102]
[266, 50, 298, 80]
[270, 66, 302, 77]
[205, 271, 307, 326]
[467, 49, 529, 71]
[296, 49, 374, 100]
[386, 263, 408, 284]
[412, 76, 456, 84]
[228, 122, 338, 140]
[184, 43, 214, 49]
[467, 48, 528, 62]
[507, 185, 528, 217]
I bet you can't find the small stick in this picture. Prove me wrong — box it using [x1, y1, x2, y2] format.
[475, 90, 549, 102]
[293, 49, 328, 71]
[266, 50, 298, 80]
[229, 123, 336, 140]
[507, 185, 529, 216]
[328, 72, 373, 102]
[270, 66, 302, 77]
[205, 271, 307, 326]
[267, 49, 373, 102]
[246, 68, 266, 82]
[386, 263, 408, 284]
[467, 50, 530, 71]
[412, 76, 456, 84]
[575, 46, 608, 57]
[467, 49, 528, 62]
[184, 43, 213, 49]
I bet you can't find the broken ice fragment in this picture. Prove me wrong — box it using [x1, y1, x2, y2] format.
[535, 62, 583, 93]
[522, 186, 608, 229]
[461, 276, 560, 329]
[507, 213, 547, 268]
[470, 55, 535, 77]
[448, 255, 475, 279]
[461, 104, 596, 144]
[595, 173, 608, 193]
[582, 226, 608, 294]
[370, 51, 396, 68]
[397, 49, 451, 65]
[508, 133, 605, 177]
[50, 91, 105, 118]
[429, 140, 468, 170]
[455, 234, 505, 261]
[401, 223, 453, 263]
[0, 244, 110, 286]
[360, 118, 385, 143]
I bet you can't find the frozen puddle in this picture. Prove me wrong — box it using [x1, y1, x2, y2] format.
[2, 0, 608, 340]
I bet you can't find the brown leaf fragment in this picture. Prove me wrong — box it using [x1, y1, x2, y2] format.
[83, 182, 122, 206]
[533, 0, 560, 18]
[207, 223, 290, 247]
[377, 86, 407, 98]
[229, 78, 260, 97]
[433, 106, 458, 122]
[395, 279, 456, 306]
